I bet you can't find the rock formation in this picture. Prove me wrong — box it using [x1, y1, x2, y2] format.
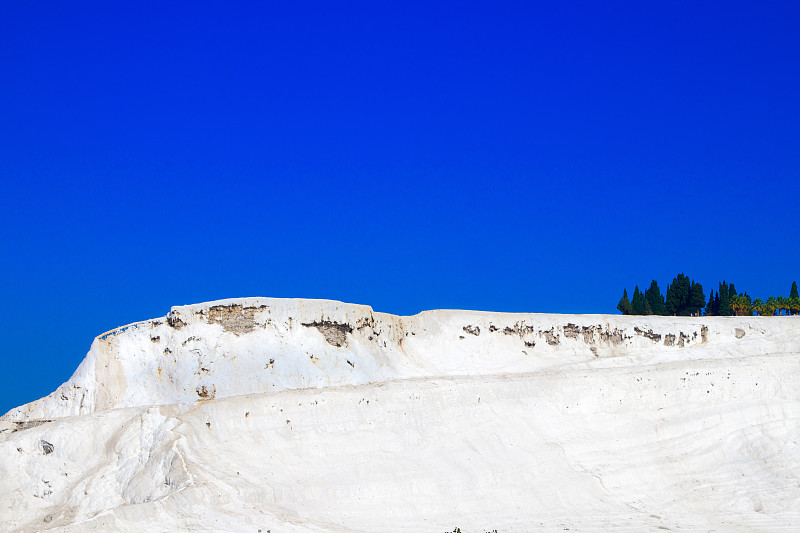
[1, 298, 798, 532]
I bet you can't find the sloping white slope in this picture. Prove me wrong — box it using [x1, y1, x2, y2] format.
[1, 298, 799, 532]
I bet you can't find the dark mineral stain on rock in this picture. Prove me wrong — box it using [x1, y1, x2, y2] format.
[11, 420, 52, 433]
[500, 323, 539, 348]
[563, 324, 581, 339]
[540, 328, 560, 346]
[196, 385, 216, 399]
[167, 312, 186, 330]
[302, 321, 353, 347]
[599, 328, 626, 346]
[634, 327, 662, 342]
[208, 304, 261, 334]
[562, 324, 596, 344]
[678, 332, 690, 347]
[40, 440, 54, 455]
[354, 315, 376, 331]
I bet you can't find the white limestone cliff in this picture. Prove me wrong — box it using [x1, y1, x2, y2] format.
[1, 298, 798, 532]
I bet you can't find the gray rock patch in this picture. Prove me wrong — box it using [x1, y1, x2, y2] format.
[302, 321, 353, 347]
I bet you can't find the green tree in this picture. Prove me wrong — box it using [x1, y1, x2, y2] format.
[645, 280, 665, 315]
[617, 289, 632, 315]
[718, 281, 732, 316]
[730, 295, 742, 316]
[689, 281, 705, 316]
[666, 273, 691, 315]
[644, 298, 654, 315]
[777, 296, 789, 316]
[706, 290, 715, 316]
[765, 296, 779, 316]
[731, 294, 752, 316]
[790, 296, 800, 316]
[790, 282, 799, 314]
[631, 286, 645, 315]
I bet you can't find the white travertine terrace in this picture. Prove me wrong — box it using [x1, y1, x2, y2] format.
[1, 297, 798, 532]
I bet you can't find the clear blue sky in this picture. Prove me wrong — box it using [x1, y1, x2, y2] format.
[1, 1, 798, 414]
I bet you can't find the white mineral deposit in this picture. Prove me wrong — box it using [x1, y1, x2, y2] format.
[1, 298, 798, 532]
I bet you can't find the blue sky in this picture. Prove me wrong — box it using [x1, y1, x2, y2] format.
[1, 1, 798, 414]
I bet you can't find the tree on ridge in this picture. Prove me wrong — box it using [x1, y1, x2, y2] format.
[790, 282, 799, 315]
[645, 280, 665, 316]
[617, 289, 632, 315]
[665, 273, 691, 316]
[718, 281, 732, 316]
[689, 281, 705, 316]
[631, 286, 645, 315]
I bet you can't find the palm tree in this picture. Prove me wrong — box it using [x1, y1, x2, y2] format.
[777, 296, 789, 316]
[766, 296, 780, 316]
[790, 297, 800, 316]
[730, 295, 744, 316]
[732, 295, 748, 315]
[752, 298, 764, 316]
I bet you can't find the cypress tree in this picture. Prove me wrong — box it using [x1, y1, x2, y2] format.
[645, 280, 665, 315]
[718, 281, 731, 316]
[713, 292, 720, 316]
[665, 284, 676, 315]
[631, 286, 645, 315]
[678, 274, 691, 315]
[666, 273, 691, 315]
[643, 298, 654, 315]
[791, 281, 799, 300]
[617, 289, 632, 315]
[706, 290, 715, 316]
[689, 281, 705, 316]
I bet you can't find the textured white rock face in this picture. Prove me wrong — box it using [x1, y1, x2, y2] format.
[1, 298, 799, 532]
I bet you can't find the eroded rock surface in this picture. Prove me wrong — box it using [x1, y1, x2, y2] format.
[207, 304, 265, 334]
[1, 298, 799, 533]
[302, 321, 353, 347]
